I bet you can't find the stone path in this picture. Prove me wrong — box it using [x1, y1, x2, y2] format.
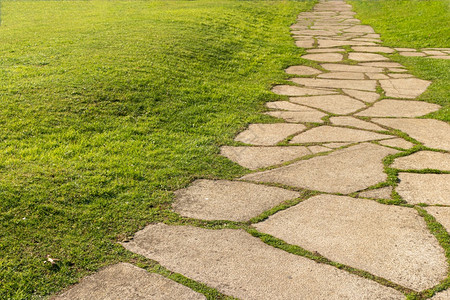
[55, 0, 450, 299]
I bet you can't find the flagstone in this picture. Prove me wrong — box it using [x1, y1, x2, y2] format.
[364, 34, 381, 39]
[373, 118, 450, 151]
[379, 138, 415, 149]
[308, 145, 331, 154]
[323, 142, 352, 148]
[295, 40, 315, 48]
[330, 116, 384, 131]
[302, 53, 344, 62]
[265, 110, 326, 123]
[307, 48, 346, 53]
[348, 52, 388, 61]
[290, 78, 377, 91]
[352, 47, 394, 53]
[318, 72, 365, 80]
[342, 89, 380, 103]
[317, 39, 376, 48]
[220, 146, 312, 170]
[266, 101, 311, 111]
[425, 207, 450, 235]
[242, 143, 397, 194]
[290, 94, 366, 114]
[359, 187, 392, 199]
[54, 263, 206, 300]
[292, 30, 337, 36]
[255, 195, 447, 291]
[290, 126, 393, 144]
[360, 62, 404, 68]
[124, 224, 404, 300]
[422, 50, 445, 55]
[322, 63, 383, 73]
[173, 180, 299, 221]
[399, 52, 426, 57]
[366, 73, 389, 79]
[343, 25, 375, 33]
[271, 85, 337, 96]
[429, 55, 450, 60]
[285, 65, 322, 75]
[391, 151, 450, 171]
[379, 78, 431, 98]
[388, 67, 408, 73]
[395, 48, 416, 52]
[235, 123, 305, 146]
[431, 290, 450, 300]
[388, 73, 414, 78]
[356, 99, 440, 117]
[397, 173, 450, 205]
[351, 38, 382, 43]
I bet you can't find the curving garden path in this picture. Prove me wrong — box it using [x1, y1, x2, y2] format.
[55, 0, 450, 299]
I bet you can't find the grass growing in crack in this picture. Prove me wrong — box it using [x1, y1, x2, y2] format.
[0, 0, 317, 298]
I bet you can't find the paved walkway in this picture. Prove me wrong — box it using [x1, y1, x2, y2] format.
[55, 0, 450, 299]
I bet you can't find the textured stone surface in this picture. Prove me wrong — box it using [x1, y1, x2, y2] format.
[366, 73, 389, 80]
[388, 73, 414, 78]
[318, 39, 376, 48]
[54, 263, 205, 300]
[123, 224, 403, 300]
[343, 25, 375, 33]
[330, 116, 384, 131]
[220, 146, 311, 170]
[426, 207, 450, 235]
[397, 173, 450, 205]
[272, 85, 337, 96]
[318, 72, 365, 80]
[235, 124, 305, 145]
[348, 52, 388, 61]
[359, 187, 392, 199]
[399, 52, 426, 57]
[391, 151, 450, 171]
[360, 62, 403, 68]
[285, 65, 322, 75]
[379, 138, 415, 149]
[265, 110, 326, 123]
[373, 118, 450, 151]
[321, 63, 383, 73]
[173, 180, 299, 221]
[342, 89, 380, 103]
[307, 48, 345, 53]
[255, 195, 447, 291]
[290, 94, 366, 114]
[291, 78, 377, 91]
[356, 99, 440, 117]
[302, 53, 344, 62]
[351, 46, 395, 53]
[323, 142, 352, 148]
[296, 40, 315, 48]
[308, 145, 331, 154]
[290, 126, 392, 144]
[242, 143, 397, 194]
[431, 290, 450, 300]
[266, 101, 308, 111]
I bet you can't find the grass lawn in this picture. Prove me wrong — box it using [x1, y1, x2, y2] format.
[0, 0, 316, 298]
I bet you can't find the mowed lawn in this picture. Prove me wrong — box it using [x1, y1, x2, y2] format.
[0, 0, 315, 298]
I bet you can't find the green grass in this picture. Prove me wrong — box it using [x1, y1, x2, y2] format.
[0, 0, 316, 298]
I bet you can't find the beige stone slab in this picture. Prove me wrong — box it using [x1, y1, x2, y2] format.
[330, 116, 384, 131]
[356, 99, 440, 117]
[351, 38, 382, 43]
[302, 53, 344, 62]
[395, 48, 416, 52]
[429, 55, 450, 60]
[285, 65, 322, 76]
[379, 78, 431, 98]
[124, 224, 403, 300]
[173, 180, 299, 221]
[422, 50, 445, 55]
[318, 39, 376, 48]
[349, 52, 388, 62]
[342, 89, 380, 103]
[272, 85, 337, 96]
[292, 30, 337, 36]
[290, 126, 393, 144]
[341, 32, 365, 38]
[359, 186, 392, 199]
[364, 34, 381, 39]
[397, 173, 450, 205]
[352, 47, 395, 54]
[242, 143, 398, 193]
[318, 72, 365, 80]
[321, 63, 383, 73]
[307, 48, 346, 53]
[220, 146, 312, 170]
[266, 101, 308, 111]
[290, 78, 377, 91]
[426, 207, 450, 235]
[265, 110, 326, 123]
[392, 151, 450, 171]
[235, 123, 305, 146]
[431, 289, 450, 300]
[290, 94, 366, 114]
[360, 62, 404, 68]
[343, 25, 375, 33]
[388, 73, 414, 78]
[54, 263, 205, 300]
[373, 118, 450, 151]
[388, 67, 408, 73]
[308, 145, 330, 154]
[366, 73, 389, 80]
[296, 40, 315, 48]
[399, 52, 426, 57]
[255, 195, 447, 291]
[323, 142, 352, 148]
[379, 138, 415, 149]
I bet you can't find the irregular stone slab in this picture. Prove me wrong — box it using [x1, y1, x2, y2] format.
[330, 116, 384, 131]
[242, 143, 398, 194]
[395, 48, 416, 52]
[124, 224, 403, 300]
[343, 25, 375, 33]
[318, 72, 365, 80]
[290, 78, 377, 91]
[391, 151, 450, 171]
[425, 207, 450, 235]
[322, 63, 383, 73]
[366, 73, 389, 80]
[173, 180, 299, 221]
[266, 101, 309, 111]
[379, 78, 431, 99]
[352, 38, 382, 43]
[365, 34, 381, 39]
[220, 146, 311, 170]
[388, 67, 408, 73]
[399, 52, 426, 57]
[54, 263, 205, 300]
[323, 142, 352, 148]
[307, 48, 346, 53]
[359, 187, 392, 199]
[397, 173, 450, 205]
[352, 46, 395, 53]
[296, 40, 315, 48]
[318, 39, 376, 48]
[285, 65, 322, 76]
[356, 99, 440, 117]
[272, 85, 337, 96]
[379, 138, 415, 149]
[308, 145, 331, 154]
[429, 55, 450, 60]
[302, 53, 344, 62]
[422, 50, 445, 55]
[372, 118, 450, 151]
[290, 126, 393, 144]
[342, 89, 380, 103]
[235, 124, 305, 146]
[348, 52, 388, 62]
[360, 62, 404, 68]
[388, 73, 414, 78]
[265, 110, 326, 123]
[290, 95, 366, 114]
[431, 290, 450, 300]
[292, 29, 337, 36]
[255, 195, 447, 291]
